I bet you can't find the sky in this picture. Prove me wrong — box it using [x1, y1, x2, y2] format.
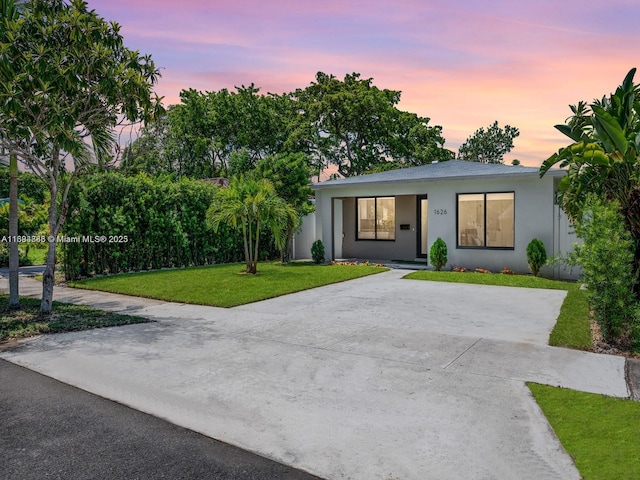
[86, 0, 639, 167]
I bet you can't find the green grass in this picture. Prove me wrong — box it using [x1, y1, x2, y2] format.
[25, 246, 47, 265]
[0, 294, 148, 343]
[528, 383, 640, 480]
[404, 271, 591, 350]
[70, 262, 387, 308]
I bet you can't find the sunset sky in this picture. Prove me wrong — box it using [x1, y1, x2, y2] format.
[86, 0, 639, 166]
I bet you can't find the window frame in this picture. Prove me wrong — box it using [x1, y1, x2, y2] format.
[355, 196, 396, 241]
[456, 191, 515, 250]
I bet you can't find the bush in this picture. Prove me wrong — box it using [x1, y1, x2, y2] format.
[311, 239, 325, 264]
[526, 238, 547, 276]
[573, 196, 638, 348]
[430, 237, 447, 271]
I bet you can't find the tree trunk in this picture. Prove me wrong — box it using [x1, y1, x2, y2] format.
[243, 220, 252, 273]
[41, 180, 58, 315]
[280, 229, 294, 263]
[251, 220, 260, 274]
[41, 239, 56, 315]
[8, 153, 19, 309]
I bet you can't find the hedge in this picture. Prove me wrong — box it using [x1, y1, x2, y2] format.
[62, 172, 278, 279]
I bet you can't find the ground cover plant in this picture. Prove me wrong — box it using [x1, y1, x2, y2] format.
[0, 294, 148, 343]
[404, 270, 591, 350]
[70, 262, 387, 308]
[528, 383, 640, 480]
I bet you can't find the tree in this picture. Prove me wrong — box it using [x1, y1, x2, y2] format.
[206, 176, 296, 274]
[540, 68, 640, 289]
[255, 152, 315, 262]
[570, 195, 638, 348]
[288, 72, 450, 178]
[0, 0, 23, 309]
[133, 86, 294, 179]
[458, 121, 520, 164]
[119, 115, 173, 176]
[0, 0, 161, 313]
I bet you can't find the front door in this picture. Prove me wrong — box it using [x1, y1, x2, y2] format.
[417, 195, 428, 258]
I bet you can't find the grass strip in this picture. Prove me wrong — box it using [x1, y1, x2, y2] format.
[404, 271, 591, 350]
[70, 262, 387, 308]
[1, 294, 148, 343]
[528, 383, 640, 480]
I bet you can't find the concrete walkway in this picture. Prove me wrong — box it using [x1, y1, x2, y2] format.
[0, 270, 629, 480]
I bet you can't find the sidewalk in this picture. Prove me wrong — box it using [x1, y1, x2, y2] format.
[0, 271, 631, 479]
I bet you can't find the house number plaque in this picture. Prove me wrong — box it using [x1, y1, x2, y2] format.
[433, 209, 448, 215]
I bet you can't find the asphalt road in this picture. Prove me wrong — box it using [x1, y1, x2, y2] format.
[0, 359, 322, 480]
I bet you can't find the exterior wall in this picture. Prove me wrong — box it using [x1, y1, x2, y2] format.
[341, 195, 417, 260]
[315, 190, 334, 259]
[553, 204, 582, 280]
[433, 176, 555, 275]
[314, 173, 578, 278]
[293, 209, 316, 260]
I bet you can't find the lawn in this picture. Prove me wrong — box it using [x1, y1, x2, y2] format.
[70, 262, 387, 308]
[528, 383, 640, 480]
[0, 294, 148, 343]
[404, 271, 591, 350]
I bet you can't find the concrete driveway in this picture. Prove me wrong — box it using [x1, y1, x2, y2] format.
[0, 270, 628, 480]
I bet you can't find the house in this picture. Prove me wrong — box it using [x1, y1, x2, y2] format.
[307, 160, 578, 279]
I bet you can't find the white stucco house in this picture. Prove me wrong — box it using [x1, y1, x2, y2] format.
[302, 160, 578, 279]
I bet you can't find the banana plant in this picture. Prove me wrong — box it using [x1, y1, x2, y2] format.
[541, 68, 640, 224]
[540, 68, 640, 285]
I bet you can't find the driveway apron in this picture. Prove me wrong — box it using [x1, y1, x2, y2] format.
[0, 270, 628, 480]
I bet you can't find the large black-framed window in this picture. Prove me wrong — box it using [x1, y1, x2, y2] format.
[457, 192, 514, 248]
[357, 196, 396, 240]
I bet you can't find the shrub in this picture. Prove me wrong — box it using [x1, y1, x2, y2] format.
[573, 196, 638, 348]
[430, 238, 447, 271]
[526, 238, 547, 276]
[311, 239, 325, 264]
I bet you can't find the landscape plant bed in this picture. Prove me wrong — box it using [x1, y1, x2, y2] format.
[0, 294, 149, 343]
[404, 270, 591, 351]
[528, 383, 640, 480]
[70, 262, 387, 308]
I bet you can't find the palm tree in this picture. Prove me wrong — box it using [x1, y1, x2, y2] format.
[540, 67, 640, 284]
[206, 176, 297, 274]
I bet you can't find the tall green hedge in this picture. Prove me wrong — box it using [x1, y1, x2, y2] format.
[63, 172, 278, 280]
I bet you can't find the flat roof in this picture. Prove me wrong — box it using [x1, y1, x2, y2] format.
[312, 160, 564, 190]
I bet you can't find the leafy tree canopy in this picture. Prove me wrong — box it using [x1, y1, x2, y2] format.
[0, 0, 162, 313]
[124, 72, 453, 181]
[457, 121, 520, 164]
[289, 72, 451, 178]
[123, 85, 294, 179]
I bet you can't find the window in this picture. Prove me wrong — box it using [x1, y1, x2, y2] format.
[357, 197, 395, 240]
[457, 192, 514, 248]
